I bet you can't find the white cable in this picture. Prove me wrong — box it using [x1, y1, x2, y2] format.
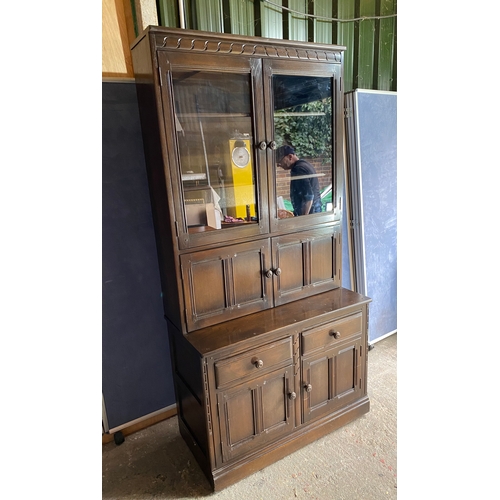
[262, 0, 397, 23]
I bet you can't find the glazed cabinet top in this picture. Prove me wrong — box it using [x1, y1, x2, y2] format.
[131, 27, 346, 252]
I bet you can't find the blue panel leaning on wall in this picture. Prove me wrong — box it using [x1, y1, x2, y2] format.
[353, 90, 397, 343]
[102, 81, 176, 430]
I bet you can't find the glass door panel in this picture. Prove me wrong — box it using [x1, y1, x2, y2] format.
[172, 70, 260, 234]
[273, 74, 333, 217]
[263, 60, 342, 232]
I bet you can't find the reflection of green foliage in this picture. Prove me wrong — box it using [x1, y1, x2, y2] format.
[274, 98, 332, 160]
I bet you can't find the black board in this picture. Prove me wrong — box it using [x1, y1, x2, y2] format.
[102, 81, 176, 430]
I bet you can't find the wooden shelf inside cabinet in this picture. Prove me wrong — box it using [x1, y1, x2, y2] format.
[176, 113, 250, 118]
[181, 173, 207, 182]
[187, 225, 218, 233]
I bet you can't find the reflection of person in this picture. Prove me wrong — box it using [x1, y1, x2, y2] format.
[276, 145, 322, 216]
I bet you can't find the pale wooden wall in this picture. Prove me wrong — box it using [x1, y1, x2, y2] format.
[102, 0, 158, 79]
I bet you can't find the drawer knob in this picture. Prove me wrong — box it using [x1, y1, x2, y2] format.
[304, 383, 313, 393]
[258, 141, 267, 150]
[330, 330, 341, 339]
[273, 267, 282, 276]
[268, 140, 277, 150]
[251, 357, 264, 368]
[265, 270, 273, 279]
[289, 391, 297, 400]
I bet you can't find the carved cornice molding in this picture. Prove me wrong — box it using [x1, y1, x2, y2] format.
[155, 34, 342, 63]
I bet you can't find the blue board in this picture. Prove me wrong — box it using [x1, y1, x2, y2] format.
[346, 90, 397, 343]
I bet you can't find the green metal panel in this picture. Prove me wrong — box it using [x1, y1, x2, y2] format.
[229, 0, 255, 36]
[313, 0, 332, 44]
[289, 0, 307, 41]
[261, 0, 283, 39]
[377, 0, 396, 90]
[157, 0, 179, 27]
[337, 0, 356, 93]
[195, 0, 223, 32]
[155, 0, 396, 92]
[355, 0, 376, 90]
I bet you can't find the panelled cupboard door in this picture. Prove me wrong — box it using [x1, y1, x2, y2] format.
[272, 226, 341, 306]
[302, 335, 364, 424]
[157, 51, 269, 251]
[180, 240, 272, 331]
[216, 365, 295, 464]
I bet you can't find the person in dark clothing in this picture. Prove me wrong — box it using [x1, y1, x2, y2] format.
[276, 145, 322, 216]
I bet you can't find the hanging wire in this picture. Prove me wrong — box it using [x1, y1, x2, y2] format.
[261, 0, 397, 22]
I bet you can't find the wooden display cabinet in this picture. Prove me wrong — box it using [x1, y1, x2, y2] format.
[131, 26, 371, 491]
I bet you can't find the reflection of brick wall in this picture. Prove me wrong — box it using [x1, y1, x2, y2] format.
[276, 158, 332, 200]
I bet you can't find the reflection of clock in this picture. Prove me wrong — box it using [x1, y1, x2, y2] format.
[231, 141, 250, 168]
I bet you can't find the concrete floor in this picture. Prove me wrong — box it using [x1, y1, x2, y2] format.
[102, 334, 397, 499]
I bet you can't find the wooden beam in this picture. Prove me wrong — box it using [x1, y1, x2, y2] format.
[102, 406, 177, 444]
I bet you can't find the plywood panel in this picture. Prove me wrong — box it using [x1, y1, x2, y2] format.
[102, 0, 134, 77]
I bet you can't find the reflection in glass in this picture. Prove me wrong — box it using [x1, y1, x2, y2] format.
[273, 75, 333, 217]
[172, 71, 258, 232]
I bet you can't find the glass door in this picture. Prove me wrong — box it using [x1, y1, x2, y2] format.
[263, 59, 343, 233]
[159, 52, 269, 249]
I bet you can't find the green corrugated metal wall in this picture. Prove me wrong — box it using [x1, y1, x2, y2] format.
[156, 0, 396, 92]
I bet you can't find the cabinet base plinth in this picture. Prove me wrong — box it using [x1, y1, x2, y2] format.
[182, 395, 370, 492]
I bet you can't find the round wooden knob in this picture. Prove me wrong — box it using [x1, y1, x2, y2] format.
[252, 358, 263, 368]
[289, 391, 297, 400]
[265, 270, 273, 279]
[268, 140, 277, 150]
[259, 141, 267, 150]
[305, 383, 312, 392]
[330, 330, 341, 339]
[274, 267, 282, 276]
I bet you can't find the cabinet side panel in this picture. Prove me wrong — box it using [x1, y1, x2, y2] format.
[170, 324, 204, 403]
[169, 322, 211, 460]
[131, 36, 182, 330]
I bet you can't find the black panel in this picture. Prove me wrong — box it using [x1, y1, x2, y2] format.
[102, 81, 175, 429]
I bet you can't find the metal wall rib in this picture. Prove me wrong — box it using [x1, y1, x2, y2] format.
[156, 0, 397, 92]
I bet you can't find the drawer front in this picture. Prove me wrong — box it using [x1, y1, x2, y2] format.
[215, 337, 293, 389]
[301, 312, 362, 355]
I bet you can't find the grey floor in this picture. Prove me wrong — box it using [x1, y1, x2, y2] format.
[102, 333, 396, 500]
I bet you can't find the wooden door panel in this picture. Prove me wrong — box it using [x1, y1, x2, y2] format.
[181, 240, 272, 331]
[273, 226, 340, 306]
[224, 385, 256, 448]
[232, 246, 269, 305]
[189, 257, 226, 315]
[308, 356, 329, 410]
[310, 235, 334, 284]
[335, 344, 357, 397]
[274, 240, 305, 293]
[302, 335, 363, 423]
[217, 366, 294, 464]
[262, 370, 289, 431]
